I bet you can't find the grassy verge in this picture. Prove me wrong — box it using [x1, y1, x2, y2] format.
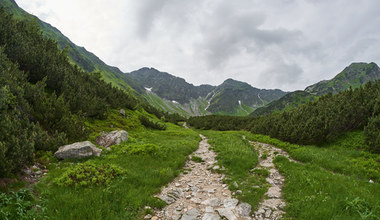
[32, 123, 200, 219]
[250, 131, 380, 182]
[249, 130, 380, 219]
[275, 156, 380, 219]
[199, 130, 267, 209]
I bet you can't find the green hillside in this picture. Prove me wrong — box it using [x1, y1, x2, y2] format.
[0, 0, 137, 93]
[252, 62, 380, 116]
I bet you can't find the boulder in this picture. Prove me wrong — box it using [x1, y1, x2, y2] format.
[95, 130, 128, 148]
[54, 141, 102, 159]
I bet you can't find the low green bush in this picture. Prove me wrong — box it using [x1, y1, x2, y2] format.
[0, 189, 45, 219]
[54, 162, 125, 187]
[139, 115, 167, 130]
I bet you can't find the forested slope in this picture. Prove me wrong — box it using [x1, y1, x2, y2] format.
[189, 81, 380, 152]
[0, 9, 168, 176]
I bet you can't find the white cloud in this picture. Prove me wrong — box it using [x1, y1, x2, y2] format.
[16, 0, 380, 91]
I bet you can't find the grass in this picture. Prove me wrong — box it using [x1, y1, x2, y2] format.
[275, 156, 380, 219]
[32, 122, 201, 219]
[250, 130, 380, 182]
[199, 130, 267, 209]
[249, 130, 380, 219]
[191, 156, 204, 163]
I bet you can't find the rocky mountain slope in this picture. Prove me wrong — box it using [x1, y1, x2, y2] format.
[129, 68, 288, 117]
[251, 62, 380, 116]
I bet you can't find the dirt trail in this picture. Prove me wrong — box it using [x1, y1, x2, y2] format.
[249, 141, 292, 220]
[152, 135, 252, 220]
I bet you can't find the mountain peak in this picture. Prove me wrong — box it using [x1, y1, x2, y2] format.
[305, 62, 380, 95]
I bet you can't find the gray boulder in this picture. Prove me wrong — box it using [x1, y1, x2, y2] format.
[54, 141, 102, 159]
[95, 130, 128, 148]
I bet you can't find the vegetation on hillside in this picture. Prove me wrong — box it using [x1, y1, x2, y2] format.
[0, 9, 170, 176]
[253, 62, 380, 116]
[188, 80, 380, 152]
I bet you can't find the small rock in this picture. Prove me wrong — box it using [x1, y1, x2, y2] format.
[24, 168, 32, 175]
[205, 206, 214, 213]
[207, 188, 216, 194]
[151, 216, 159, 220]
[35, 171, 42, 175]
[265, 209, 272, 218]
[144, 214, 152, 219]
[175, 183, 181, 187]
[181, 208, 200, 220]
[202, 213, 221, 220]
[212, 165, 220, 170]
[369, 179, 374, 183]
[236, 202, 252, 217]
[223, 198, 239, 209]
[216, 208, 237, 220]
[236, 190, 242, 195]
[202, 198, 221, 207]
[32, 165, 38, 170]
[119, 109, 126, 117]
[233, 181, 239, 188]
[190, 186, 200, 192]
[95, 130, 128, 148]
[190, 198, 202, 204]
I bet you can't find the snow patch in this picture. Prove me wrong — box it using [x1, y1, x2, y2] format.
[145, 87, 152, 92]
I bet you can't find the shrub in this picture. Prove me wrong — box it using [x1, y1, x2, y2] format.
[139, 115, 167, 130]
[0, 189, 44, 219]
[120, 143, 168, 158]
[364, 115, 380, 153]
[54, 162, 124, 187]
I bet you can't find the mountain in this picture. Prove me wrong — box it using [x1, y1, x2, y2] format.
[206, 79, 286, 114]
[251, 62, 380, 116]
[129, 68, 288, 117]
[129, 67, 215, 104]
[0, 0, 136, 92]
[305, 62, 380, 95]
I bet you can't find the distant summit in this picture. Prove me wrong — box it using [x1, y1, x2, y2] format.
[128, 68, 287, 117]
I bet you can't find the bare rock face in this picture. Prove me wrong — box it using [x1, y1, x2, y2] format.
[95, 130, 128, 148]
[54, 141, 102, 159]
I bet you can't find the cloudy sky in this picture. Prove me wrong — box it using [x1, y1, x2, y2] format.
[16, 0, 380, 91]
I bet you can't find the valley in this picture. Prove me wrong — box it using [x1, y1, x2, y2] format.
[0, 1, 379, 219]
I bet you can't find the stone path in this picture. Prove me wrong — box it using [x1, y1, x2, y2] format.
[151, 135, 252, 220]
[249, 141, 292, 220]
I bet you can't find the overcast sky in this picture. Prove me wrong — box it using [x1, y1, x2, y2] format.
[16, 0, 380, 91]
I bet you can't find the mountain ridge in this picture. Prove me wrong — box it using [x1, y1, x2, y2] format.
[129, 67, 288, 116]
[251, 62, 380, 116]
